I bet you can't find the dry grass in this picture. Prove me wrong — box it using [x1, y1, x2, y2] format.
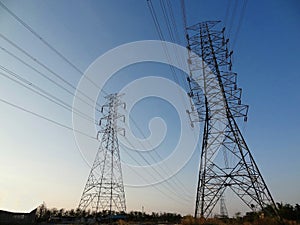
[180, 215, 299, 225]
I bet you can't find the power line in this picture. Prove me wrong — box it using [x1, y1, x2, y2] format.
[126, 109, 194, 198]
[121, 129, 192, 202]
[1, 0, 194, 205]
[223, 0, 232, 29]
[124, 118, 194, 199]
[227, 0, 238, 39]
[0, 1, 83, 75]
[0, 97, 96, 139]
[147, 0, 199, 197]
[166, 0, 183, 46]
[0, 33, 105, 110]
[1, 35, 192, 206]
[231, 0, 248, 50]
[156, 0, 200, 193]
[147, 0, 189, 109]
[160, 0, 189, 91]
[0, 65, 97, 124]
[122, 147, 191, 206]
[180, 0, 188, 42]
[0, 45, 103, 114]
[1, 4, 170, 157]
[0, 0, 108, 94]
[0, 63, 192, 204]
[128, 0, 194, 195]
[0, 41, 189, 198]
[121, 135, 192, 204]
[2, 0, 190, 159]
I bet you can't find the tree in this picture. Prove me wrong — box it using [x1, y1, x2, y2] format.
[57, 208, 65, 217]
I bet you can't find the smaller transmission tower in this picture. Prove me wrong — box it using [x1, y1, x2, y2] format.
[78, 93, 126, 214]
[219, 194, 228, 218]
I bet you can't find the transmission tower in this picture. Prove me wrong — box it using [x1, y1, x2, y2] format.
[186, 21, 277, 218]
[219, 194, 228, 218]
[78, 93, 126, 214]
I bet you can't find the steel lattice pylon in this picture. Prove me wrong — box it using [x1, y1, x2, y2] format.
[78, 93, 126, 214]
[186, 21, 277, 218]
[219, 194, 228, 218]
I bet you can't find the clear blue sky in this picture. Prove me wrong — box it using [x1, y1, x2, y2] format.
[0, 0, 299, 216]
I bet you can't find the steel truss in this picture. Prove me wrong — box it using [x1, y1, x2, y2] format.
[220, 194, 228, 218]
[78, 93, 126, 214]
[186, 21, 277, 218]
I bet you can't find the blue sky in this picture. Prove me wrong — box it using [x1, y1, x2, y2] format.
[0, 0, 299, 216]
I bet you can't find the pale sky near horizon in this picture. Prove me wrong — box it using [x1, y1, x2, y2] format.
[0, 0, 300, 216]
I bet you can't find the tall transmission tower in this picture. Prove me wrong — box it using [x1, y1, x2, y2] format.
[186, 21, 277, 218]
[78, 93, 126, 214]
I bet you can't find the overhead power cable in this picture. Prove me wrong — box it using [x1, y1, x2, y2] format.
[1, 62, 192, 202]
[125, 108, 194, 198]
[0, 45, 103, 114]
[223, 0, 232, 29]
[144, 0, 197, 198]
[180, 0, 188, 44]
[123, 118, 193, 199]
[0, 1, 83, 75]
[0, 0, 104, 92]
[0, 33, 104, 111]
[0, 67, 182, 196]
[231, 0, 248, 50]
[0, 97, 96, 139]
[160, 0, 189, 91]
[121, 135, 192, 204]
[155, 0, 200, 194]
[1, 31, 191, 204]
[0, 65, 97, 124]
[1, 0, 194, 204]
[227, 0, 238, 40]
[147, 0, 189, 109]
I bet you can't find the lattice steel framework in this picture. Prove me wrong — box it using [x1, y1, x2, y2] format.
[78, 93, 126, 214]
[186, 21, 277, 218]
[220, 194, 228, 218]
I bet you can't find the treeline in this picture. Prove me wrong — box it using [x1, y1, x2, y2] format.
[35, 202, 300, 224]
[223, 203, 300, 224]
[181, 203, 300, 225]
[276, 203, 300, 221]
[35, 203, 181, 223]
[259, 203, 300, 222]
[126, 211, 181, 223]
